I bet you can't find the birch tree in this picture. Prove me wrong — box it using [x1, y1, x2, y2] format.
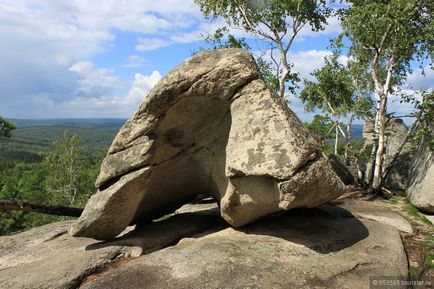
[194, 0, 330, 98]
[300, 53, 373, 160]
[339, 0, 433, 190]
[43, 131, 91, 206]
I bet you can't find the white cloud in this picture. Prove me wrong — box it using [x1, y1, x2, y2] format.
[289, 50, 331, 80]
[69, 61, 123, 94]
[406, 66, 434, 90]
[123, 55, 148, 68]
[124, 71, 162, 105]
[23, 70, 163, 118]
[298, 16, 342, 41]
[0, 0, 202, 118]
[135, 38, 171, 51]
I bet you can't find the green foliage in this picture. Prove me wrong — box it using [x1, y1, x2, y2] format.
[202, 26, 251, 50]
[339, 0, 433, 87]
[400, 89, 434, 151]
[255, 57, 281, 93]
[0, 120, 119, 235]
[305, 114, 334, 139]
[195, 0, 329, 33]
[0, 116, 16, 137]
[194, 0, 330, 98]
[301, 53, 355, 115]
[300, 52, 374, 157]
[42, 131, 96, 206]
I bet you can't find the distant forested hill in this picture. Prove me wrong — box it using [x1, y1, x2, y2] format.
[0, 119, 125, 163]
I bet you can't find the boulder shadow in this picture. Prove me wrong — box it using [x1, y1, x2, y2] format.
[85, 203, 369, 256]
[85, 206, 228, 253]
[237, 203, 370, 254]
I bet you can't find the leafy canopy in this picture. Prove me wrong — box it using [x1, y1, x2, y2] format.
[0, 117, 16, 138]
[338, 0, 433, 87]
[194, 0, 331, 97]
[196, 0, 329, 34]
[300, 53, 355, 116]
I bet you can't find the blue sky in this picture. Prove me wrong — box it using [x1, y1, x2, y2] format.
[0, 0, 432, 121]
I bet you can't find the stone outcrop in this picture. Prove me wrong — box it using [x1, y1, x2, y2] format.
[0, 207, 224, 289]
[70, 48, 347, 240]
[81, 204, 408, 289]
[363, 118, 408, 166]
[363, 117, 410, 189]
[363, 118, 408, 163]
[0, 202, 410, 289]
[407, 122, 434, 212]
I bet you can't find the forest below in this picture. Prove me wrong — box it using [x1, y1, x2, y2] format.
[0, 119, 124, 234]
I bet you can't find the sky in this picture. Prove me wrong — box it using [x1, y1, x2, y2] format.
[0, 0, 432, 122]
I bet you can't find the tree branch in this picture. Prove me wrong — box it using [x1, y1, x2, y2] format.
[0, 199, 83, 217]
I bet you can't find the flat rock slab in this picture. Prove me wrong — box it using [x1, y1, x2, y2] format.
[336, 200, 413, 234]
[81, 205, 408, 289]
[0, 206, 225, 289]
[0, 222, 124, 289]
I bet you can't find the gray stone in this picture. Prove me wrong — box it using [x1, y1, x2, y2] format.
[328, 153, 355, 185]
[337, 200, 413, 234]
[363, 117, 410, 189]
[0, 206, 225, 289]
[0, 221, 124, 289]
[363, 118, 408, 163]
[81, 205, 408, 289]
[407, 122, 434, 212]
[71, 48, 347, 240]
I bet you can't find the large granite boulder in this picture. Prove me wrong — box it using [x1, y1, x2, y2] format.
[71, 49, 347, 240]
[407, 122, 434, 212]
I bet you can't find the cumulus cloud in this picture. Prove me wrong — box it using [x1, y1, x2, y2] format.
[26, 70, 163, 118]
[289, 50, 332, 81]
[0, 0, 200, 118]
[69, 61, 123, 93]
[406, 66, 434, 90]
[124, 71, 162, 105]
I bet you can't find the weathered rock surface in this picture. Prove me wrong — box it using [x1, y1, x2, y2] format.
[363, 118, 408, 163]
[384, 149, 413, 191]
[328, 154, 355, 185]
[0, 202, 413, 289]
[363, 117, 410, 189]
[71, 48, 347, 240]
[81, 204, 408, 289]
[336, 200, 413, 234]
[0, 221, 124, 289]
[407, 122, 434, 213]
[0, 207, 224, 289]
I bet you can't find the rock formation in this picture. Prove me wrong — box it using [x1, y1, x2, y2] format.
[407, 122, 434, 212]
[363, 117, 409, 165]
[70, 49, 347, 240]
[363, 117, 410, 189]
[1, 202, 411, 289]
